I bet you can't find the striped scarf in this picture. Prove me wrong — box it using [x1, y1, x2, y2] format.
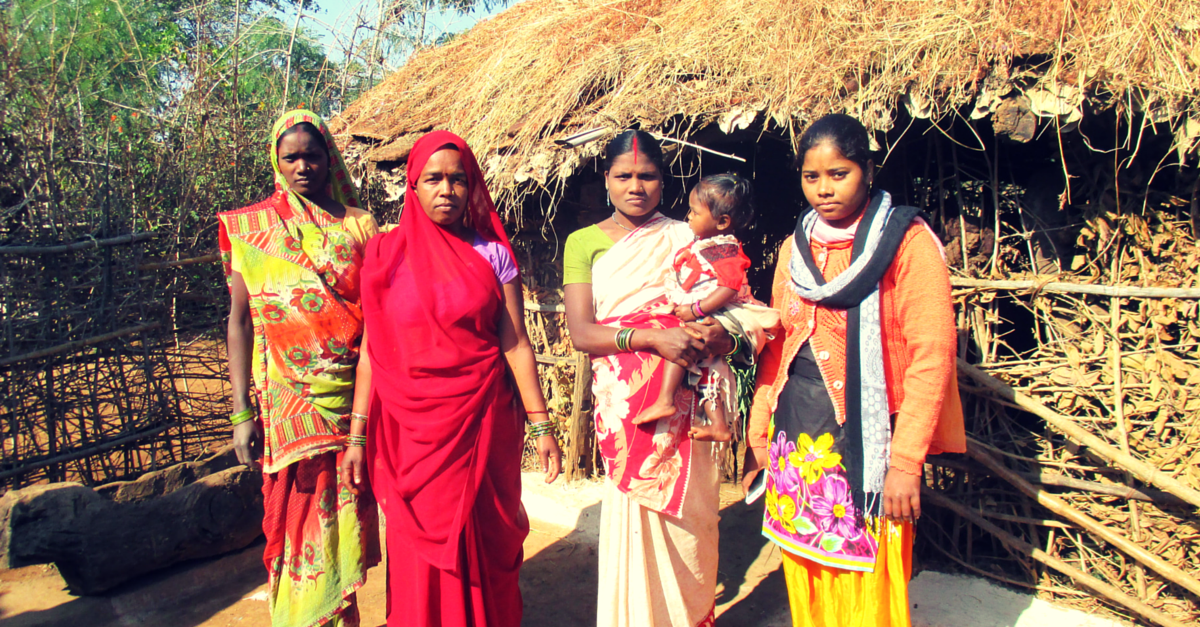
[788, 190, 923, 519]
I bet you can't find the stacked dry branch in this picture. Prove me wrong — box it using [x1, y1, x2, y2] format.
[921, 197, 1200, 626]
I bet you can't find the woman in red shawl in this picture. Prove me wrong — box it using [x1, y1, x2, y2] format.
[349, 130, 561, 626]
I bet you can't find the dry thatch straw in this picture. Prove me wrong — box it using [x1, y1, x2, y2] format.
[334, 0, 1200, 208]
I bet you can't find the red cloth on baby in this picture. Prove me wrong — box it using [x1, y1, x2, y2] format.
[672, 238, 751, 293]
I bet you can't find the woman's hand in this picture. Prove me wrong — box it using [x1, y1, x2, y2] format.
[742, 446, 770, 496]
[883, 468, 922, 524]
[537, 434, 563, 484]
[232, 419, 262, 470]
[646, 327, 705, 368]
[339, 445, 366, 495]
[685, 317, 734, 358]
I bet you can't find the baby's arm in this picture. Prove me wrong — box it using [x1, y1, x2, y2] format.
[675, 286, 738, 321]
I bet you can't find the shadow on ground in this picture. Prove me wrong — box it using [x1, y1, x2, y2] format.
[519, 502, 601, 626]
[519, 489, 793, 627]
[0, 538, 268, 627]
[714, 499, 790, 626]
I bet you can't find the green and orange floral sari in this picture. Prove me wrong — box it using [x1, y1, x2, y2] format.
[219, 110, 380, 627]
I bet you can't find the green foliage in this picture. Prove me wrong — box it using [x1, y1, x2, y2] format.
[0, 0, 506, 336]
[10, 0, 180, 108]
[0, 0, 353, 335]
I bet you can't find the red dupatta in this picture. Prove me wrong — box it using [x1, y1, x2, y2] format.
[361, 131, 519, 571]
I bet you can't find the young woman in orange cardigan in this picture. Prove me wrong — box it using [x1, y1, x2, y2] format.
[744, 114, 966, 627]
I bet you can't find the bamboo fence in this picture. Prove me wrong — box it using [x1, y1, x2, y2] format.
[0, 211, 233, 491]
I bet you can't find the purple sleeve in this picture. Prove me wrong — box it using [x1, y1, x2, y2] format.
[492, 245, 518, 284]
[472, 234, 519, 284]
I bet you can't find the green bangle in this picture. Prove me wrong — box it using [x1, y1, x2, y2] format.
[230, 408, 256, 426]
[528, 420, 556, 438]
[350, 412, 369, 423]
[723, 333, 741, 358]
[615, 327, 636, 352]
[346, 433, 368, 448]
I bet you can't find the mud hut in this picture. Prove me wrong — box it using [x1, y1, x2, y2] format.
[333, 1, 1200, 625]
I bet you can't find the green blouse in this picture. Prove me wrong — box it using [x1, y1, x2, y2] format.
[563, 224, 616, 285]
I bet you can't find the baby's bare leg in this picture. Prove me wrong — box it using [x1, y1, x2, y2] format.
[689, 392, 732, 442]
[632, 361, 685, 425]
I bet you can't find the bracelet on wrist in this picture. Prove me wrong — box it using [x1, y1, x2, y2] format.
[692, 301, 705, 319]
[527, 420, 556, 438]
[614, 327, 636, 352]
[723, 333, 741, 358]
[526, 409, 548, 416]
[230, 408, 256, 426]
[346, 433, 368, 448]
[350, 412, 369, 424]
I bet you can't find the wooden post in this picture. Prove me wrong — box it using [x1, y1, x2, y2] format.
[566, 351, 592, 481]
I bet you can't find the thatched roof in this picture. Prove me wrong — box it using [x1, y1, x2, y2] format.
[334, 0, 1200, 205]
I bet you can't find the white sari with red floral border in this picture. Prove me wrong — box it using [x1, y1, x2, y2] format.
[589, 214, 720, 627]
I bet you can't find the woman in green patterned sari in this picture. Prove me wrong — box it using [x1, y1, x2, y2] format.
[220, 109, 380, 627]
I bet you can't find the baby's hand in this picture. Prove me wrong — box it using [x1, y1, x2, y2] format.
[674, 304, 697, 321]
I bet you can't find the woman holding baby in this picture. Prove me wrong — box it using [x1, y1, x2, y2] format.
[563, 130, 774, 627]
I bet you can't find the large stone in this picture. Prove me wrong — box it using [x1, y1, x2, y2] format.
[0, 447, 262, 595]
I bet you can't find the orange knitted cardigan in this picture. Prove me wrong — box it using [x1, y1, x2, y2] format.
[748, 224, 966, 476]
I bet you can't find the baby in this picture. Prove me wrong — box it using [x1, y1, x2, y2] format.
[633, 173, 778, 441]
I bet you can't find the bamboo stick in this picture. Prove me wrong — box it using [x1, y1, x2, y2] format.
[957, 359, 1200, 509]
[950, 277, 1200, 299]
[978, 509, 1073, 529]
[0, 232, 158, 255]
[137, 252, 219, 271]
[928, 456, 1186, 505]
[967, 441, 1200, 600]
[0, 423, 177, 481]
[1110, 249, 1149, 599]
[0, 323, 162, 367]
[923, 534, 1087, 595]
[922, 487, 1189, 627]
[1029, 472, 1186, 507]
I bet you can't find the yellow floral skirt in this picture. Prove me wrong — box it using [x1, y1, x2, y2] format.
[780, 519, 913, 627]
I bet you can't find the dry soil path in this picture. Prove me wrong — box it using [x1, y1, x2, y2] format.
[0, 474, 1128, 627]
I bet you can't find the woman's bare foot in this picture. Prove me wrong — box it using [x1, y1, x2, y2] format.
[632, 400, 676, 425]
[689, 422, 732, 442]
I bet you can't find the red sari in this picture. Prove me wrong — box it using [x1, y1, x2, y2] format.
[361, 131, 527, 627]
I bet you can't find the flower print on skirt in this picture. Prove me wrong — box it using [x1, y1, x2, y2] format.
[762, 343, 884, 572]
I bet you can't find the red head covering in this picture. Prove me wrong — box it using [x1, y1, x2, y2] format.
[361, 131, 521, 571]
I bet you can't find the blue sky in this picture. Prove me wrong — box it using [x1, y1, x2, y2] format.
[300, 0, 512, 62]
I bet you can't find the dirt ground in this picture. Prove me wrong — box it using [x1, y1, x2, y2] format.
[0, 483, 790, 627]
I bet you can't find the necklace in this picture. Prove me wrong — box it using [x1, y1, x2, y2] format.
[611, 212, 634, 232]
